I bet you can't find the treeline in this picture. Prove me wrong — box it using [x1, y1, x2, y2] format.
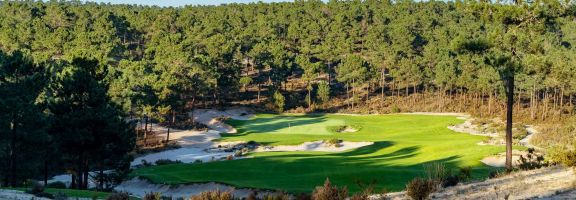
[1, 0, 575, 120]
[0, 51, 135, 188]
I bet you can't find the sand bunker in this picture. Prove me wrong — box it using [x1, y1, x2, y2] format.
[255, 141, 373, 152]
[191, 107, 254, 133]
[335, 125, 359, 133]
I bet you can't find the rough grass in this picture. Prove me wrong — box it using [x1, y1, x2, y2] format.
[132, 114, 507, 193]
[2, 187, 139, 199]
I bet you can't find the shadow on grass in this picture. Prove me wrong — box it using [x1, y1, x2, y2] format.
[224, 114, 329, 137]
[134, 140, 478, 193]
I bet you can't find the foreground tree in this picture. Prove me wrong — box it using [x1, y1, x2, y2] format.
[45, 58, 135, 189]
[0, 51, 49, 187]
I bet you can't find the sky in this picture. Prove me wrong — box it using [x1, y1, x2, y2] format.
[83, 0, 296, 7]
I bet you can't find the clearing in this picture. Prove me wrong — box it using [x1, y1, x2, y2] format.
[132, 114, 507, 193]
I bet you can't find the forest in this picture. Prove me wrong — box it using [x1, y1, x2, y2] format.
[1, 0, 576, 190]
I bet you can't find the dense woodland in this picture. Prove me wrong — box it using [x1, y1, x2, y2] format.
[1, 0, 576, 189]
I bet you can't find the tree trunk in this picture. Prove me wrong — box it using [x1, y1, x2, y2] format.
[44, 159, 48, 186]
[346, 82, 350, 108]
[83, 160, 89, 189]
[257, 83, 261, 103]
[77, 155, 83, 189]
[71, 174, 76, 189]
[380, 68, 385, 107]
[166, 111, 174, 142]
[99, 168, 104, 191]
[530, 84, 535, 120]
[8, 117, 16, 187]
[487, 92, 492, 115]
[505, 75, 514, 170]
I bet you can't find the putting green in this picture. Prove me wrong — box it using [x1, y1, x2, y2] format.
[132, 114, 506, 193]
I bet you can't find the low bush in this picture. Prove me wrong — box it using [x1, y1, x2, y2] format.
[46, 181, 67, 189]
[144, 192, 162, 200]
[261, 192, 290, 200]
[295, 193, 312, 200]
[106, 192, 130, 200]
[155, 159, 183, 165]
[311, 178, 348, 200]
[54, 192, 68, 200]
[190, 190, 234, 200]
[324, 138, 342, 147]
[391, 105, 401, 113]
[547, 144, 576, 168]
[517, 148, 547, 170]
[35, 192, 54, 199]
[423, 162, 450, 184]
[457, 167, 472, 181]
[26, 181, 44, 195]
[141, 159, 153, 167]
[405, 177, 437, 200]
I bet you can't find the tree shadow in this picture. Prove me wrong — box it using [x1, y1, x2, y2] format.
[223, 114, 329, 137]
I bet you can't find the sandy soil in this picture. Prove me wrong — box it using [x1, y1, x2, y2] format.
[339, 126, 358, 133]
[378, 166, 576, 200]
[115, 178, 280, 199]
[480, 150, 527, 168]
[130, 107, 255, 166]
[255, 141, 373, 152]
[0, 189, 51, 200]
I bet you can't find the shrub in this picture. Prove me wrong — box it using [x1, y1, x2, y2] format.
[311, 178, 348, 200]
[106, 192, 130, 200]
[190, 190, 234, 200]
[26, 181, 44, 195]
[547, 145, 576, 168]
[141, 159, 152, 167]
[391, 105, 401, 113]
[47, 181, 67, 189]
[143, 192, 162, 200]
[154, 159, 182, 165]
[246, 192, 257, 200]
[325, 138, 342, 147]
[273, 90, 285, 113]
[295, 193, 312, 200]
[457, 167, 472, 181]
[35, 192, 54, 199]
[423, 162, 450, 184]
[261, 192, 291, 200]
[441, 175, 459, 187]
[405, 177, 437, 200]
[517, 148, 547, 170]
[54, 192, 68, 200]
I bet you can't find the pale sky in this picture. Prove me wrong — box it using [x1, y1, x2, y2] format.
[82, 0, 298, 7]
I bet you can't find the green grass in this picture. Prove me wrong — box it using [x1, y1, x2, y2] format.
[132, 114, 509, 194]
[1, 187, 139, 199]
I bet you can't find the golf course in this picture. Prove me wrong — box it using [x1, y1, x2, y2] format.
[132, 114, 507, 193]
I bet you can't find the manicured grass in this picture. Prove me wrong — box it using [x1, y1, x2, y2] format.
[132, 114, 508, 193]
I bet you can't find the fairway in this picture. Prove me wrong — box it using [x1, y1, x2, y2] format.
[132, 114, 506, 193]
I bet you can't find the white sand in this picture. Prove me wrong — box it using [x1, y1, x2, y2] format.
[379, 166, 576, 200]
[255, 141, 373, 152]
[130, 107, 255, 166]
